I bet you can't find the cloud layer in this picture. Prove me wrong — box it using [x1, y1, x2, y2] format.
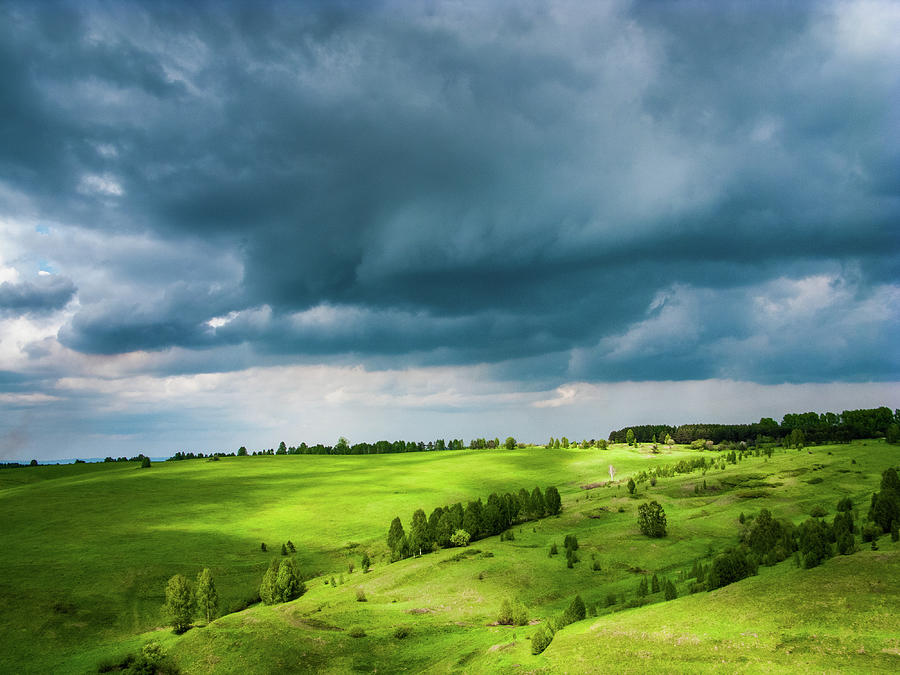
[0, 0, 897, 457]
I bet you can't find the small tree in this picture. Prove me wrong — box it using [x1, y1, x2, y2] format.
[361, 552, 371, 573]
[505, 436, 517, 450]
[627, 478, 636, 495]
[626, 429, 635, 446]
[637, 576, 648, 598]
[287, 540, 296, 553]
[259, 559, 279, 605]
[497, 598, 514, 625]
[544, 486, 562, 515]
[450, 529, 471, 547]
[512, 601, 529, 626]
[163, 574, 195, 633]
[651, 573, 660, 594]
[274, 558, 305, 603]
[281, 543, 288, 556]
[638, 501, 667, 538]
[195, 568, 219, 624]
[260, 542, 267, 552]
[559, 594, 586, 627]
[664, 579, 678, 601]
[141, 456, 151, 469]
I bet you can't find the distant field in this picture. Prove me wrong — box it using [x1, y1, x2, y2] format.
[1, 440, 897, 673]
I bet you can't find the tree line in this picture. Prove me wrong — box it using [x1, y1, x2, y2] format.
[386, 486, 562, 561]
[608, 406, 899, 445]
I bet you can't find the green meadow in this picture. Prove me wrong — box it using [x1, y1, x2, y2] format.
[1, 440, 898, 673]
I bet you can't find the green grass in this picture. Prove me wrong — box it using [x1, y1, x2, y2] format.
[1, 440, 897, 673]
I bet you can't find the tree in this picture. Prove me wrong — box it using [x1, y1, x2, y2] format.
[237, 446, 248, 456]
[450, 529, 471, 547]
[626, 429, 635, 446]
[637, 576, 648, 598]
[637, 501, 667, 537]
[651, 573, 660, 594]
[274, 558, 304, 603]
[276, 441, 287, 455]
[497, 598, 514, 625]
[163, 574, 195, 633]
[361, 551, 371, 573]
[559, 594, 586, 627]
[409, 509, 430, 556]
[259, 559, 279, 605]
[504, 436, 517, 450]
[387, 517, 406, 560]
[544, 486, 562, 515]
[530, 487, 546, 518]
[664, 579, 678, 601]
[798, 518, 832, 569]
[29, 459, 38, 466]
[195, 568, 219, 624]
[141, 456, 151, 469]
[627, 478, 636, 495]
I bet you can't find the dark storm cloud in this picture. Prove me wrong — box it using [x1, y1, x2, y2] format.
[0, 276, 76, 316]
[1, 0, 898, 381]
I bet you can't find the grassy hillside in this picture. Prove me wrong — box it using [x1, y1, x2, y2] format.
[1, 439, 897, 672]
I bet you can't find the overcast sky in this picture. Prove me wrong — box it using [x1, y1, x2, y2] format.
[1, 0, 898, 460]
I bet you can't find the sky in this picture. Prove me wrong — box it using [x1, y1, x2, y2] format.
[1, 0, 898, 460]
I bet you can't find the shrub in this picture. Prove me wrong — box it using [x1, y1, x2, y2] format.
[348, 626, 366, 638]
[563, 534, 579, 551]
[605, 592, 617, 606]
[356, 588, 367, 602]
[260, 542, 267, 552]
[558, 594, 586, 628]
[512, 601, 529, 626]
[707, 547, 757, 590]
[549, 542, 558, 555]
[798, 518, 833, 569]
[393, 626, 409, 639]
[497, 598, 514, 625]
[592, 559, 602, 572]
[361, 552, 371, 573]
[836, 497, 853, 512]
[810, 505, 827, 518]
[140, 456, 151, 469]
[531, 625, 553, 655]
[450, 529, 471, 547]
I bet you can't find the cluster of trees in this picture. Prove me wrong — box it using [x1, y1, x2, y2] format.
[259, 558, 306, 605]
[163, 569, 219, 633]
[545, 437, 608, 450]
[386, 486, 562, 561]
[608, 407, 899, 445]
[636, 573, 678, 601]
[686, 469, 899, 594]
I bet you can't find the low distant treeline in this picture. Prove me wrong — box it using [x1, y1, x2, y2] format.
[168, 436, 515, 460]
[608, 406, 899, 445]
[386, 486, 562, 561]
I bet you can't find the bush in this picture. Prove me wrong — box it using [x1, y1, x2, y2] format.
[664, 579, 678, 601]
[836, 497, 854, 512]
[393, 626, 409, 639]
[592, 559, 602, 571]
[348, 626, 366, 638]
[450, 529, 471, 547]
[707, 547, 757, 590]
[605, 592, 616, 606]
[512, 601, 529, 626]
[356, 588, 367, 602]
[531, 625, 553, 655]
[563, 534, 579, 551]
[549, 542, 558, 555]
[140, 456, 151, 469]
[810, 505, 827, 518]
[497, 598, 514, 625]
